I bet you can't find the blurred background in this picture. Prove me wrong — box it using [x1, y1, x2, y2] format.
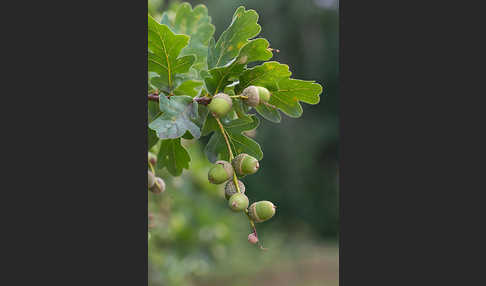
[148, 0, 339, 285]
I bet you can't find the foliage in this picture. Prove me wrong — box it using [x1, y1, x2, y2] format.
[148, 1, 322, 175]
[148, 1, 339, 285]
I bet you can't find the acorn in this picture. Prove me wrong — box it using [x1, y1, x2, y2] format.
[248, 201, 276, 223]
[256, 86, 271, 102]
[208, 160, 234, 184]
[232, 153, 259, 176]
[149, 177, 166, 194]
[148, 170, 156, 188]
[228, 193, 249, 212]
[148, 152, 157, 166]
[224, 179, 246, 200]
[208, 93, 233, 117]
[242, 85, 260, 107]
[248, 233, 259, 244]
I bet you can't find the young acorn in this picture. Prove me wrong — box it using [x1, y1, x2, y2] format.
[228, 193, 249, 212]
[208, 93, 232, 117]
[148, 170, 156, 189]
[148, 152, 157, 166]
[242, 85, 260, 107]
[208, 160, 234, 184]
[257, 86, 271, 103]
[232, 153, 259, 176]
[149, 177, 166, 194]
[248, 201, 276, 223]
[224, 179, 246, 200]
[242, 85, 271, 107]
[248, 233, 259, 244]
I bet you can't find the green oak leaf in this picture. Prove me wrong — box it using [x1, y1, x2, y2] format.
[149, 95, 201, 139]
[161, 3, 215, 72]
[204, 115, 262, 163]
[235, 61, 323, 120]
[254, 103, 281, 123]
[148, 15, 195, 90]
[207, 6, 261, 69]
[157, 138, 191, 176]
[173, 80, 203, 97]
[148, 128, 158, 150]
[205, 38, 272, 94]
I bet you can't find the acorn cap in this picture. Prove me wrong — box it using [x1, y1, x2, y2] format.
[148, 170, 156, 188]
[242, 85, 260, 107]
[208, 160, 234, 184]
[248, 201, 276, 223]
[208, 93, 233, 117]
[232, 153, 259, 176]
[228, 193, 249, 212]
[224, 179, 246, 200]
[149, 177, 166, 194]
[257, 86, 271, 102]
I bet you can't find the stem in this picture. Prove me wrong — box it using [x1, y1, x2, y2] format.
[213, 113, 264, 249]
[229, 95, 248, 99]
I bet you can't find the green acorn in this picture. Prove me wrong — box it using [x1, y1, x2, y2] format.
[248, 201, 276, 223]
[242, 85, 260, 107]
[208, 160, 234, 184]
[148, 170, 156, 188]
[228, 193, 249, 212]
[208, 93, 233, 117]
[232, 153, 259, 176]
[149, 177, 166, 194]
[257, 86, 271, 102]
[224, 179, 246, 200]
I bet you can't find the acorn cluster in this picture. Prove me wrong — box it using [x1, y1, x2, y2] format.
[148, 153, 166, 194]
[208, 86, 271, 117]
[207, 153, 276, 243]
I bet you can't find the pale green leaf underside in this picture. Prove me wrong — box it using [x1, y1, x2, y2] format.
[149, 95, 201, 139]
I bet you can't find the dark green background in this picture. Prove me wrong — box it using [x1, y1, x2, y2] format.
[191, 0, 340, 240]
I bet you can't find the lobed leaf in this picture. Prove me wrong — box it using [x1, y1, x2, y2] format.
[204, 115, 262, 163]
[157, 138, 191, 176]
[148, 15, 195, 90]
[205, 38, 272, 94]
[161, 3, 215, 72]
[235, 61, 323, 120]
[207, 6, 261, 69]
[149, 95, 201, 139]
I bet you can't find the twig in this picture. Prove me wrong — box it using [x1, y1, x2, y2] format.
[214, 114, 264, 249]
[148, 93, 212, 105]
